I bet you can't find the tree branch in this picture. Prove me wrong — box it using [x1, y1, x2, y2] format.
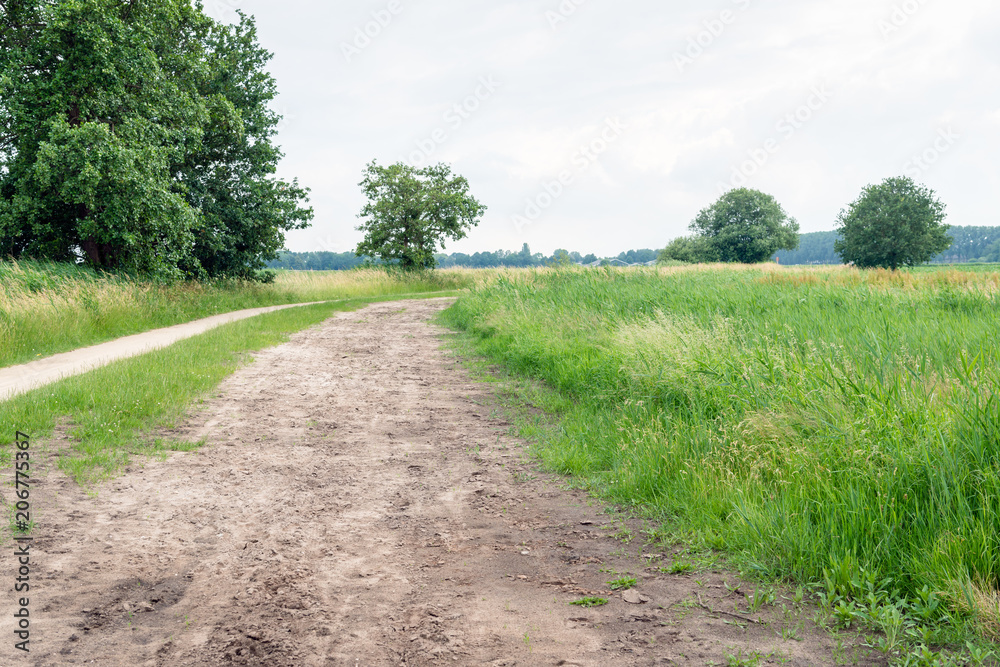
[120, 0, 139, 22]
[695, 594, 764, 625]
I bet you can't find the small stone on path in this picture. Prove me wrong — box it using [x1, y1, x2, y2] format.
[622, 590, 649, 604]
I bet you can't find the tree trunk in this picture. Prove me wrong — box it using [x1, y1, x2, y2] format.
[80, 238, 119, 268]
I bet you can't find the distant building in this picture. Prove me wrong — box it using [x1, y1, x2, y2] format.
[576, 258, 656, 268]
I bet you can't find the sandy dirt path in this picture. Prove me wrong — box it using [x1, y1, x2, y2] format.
[2, 299, 869, 666]
[0, 302, 324, 402]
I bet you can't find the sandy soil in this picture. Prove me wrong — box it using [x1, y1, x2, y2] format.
[2, 299, 876, 666]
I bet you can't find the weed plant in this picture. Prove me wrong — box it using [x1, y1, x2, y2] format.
[442, 264, 1000, 649]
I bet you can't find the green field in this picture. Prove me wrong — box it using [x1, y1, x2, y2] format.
[5, 260, 999, 657]
[443, 264, 1000, 644]
[0, 260, 472, 368]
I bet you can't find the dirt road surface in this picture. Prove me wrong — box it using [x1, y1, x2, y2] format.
[2, 299, 869, 666]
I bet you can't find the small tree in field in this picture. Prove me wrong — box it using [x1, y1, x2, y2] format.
[549, 249, 572, 266]
[834, 176, 950, 270]
[355, 161, 486, 270]
[689, 188, 799, 263]
[657, 235, 719, 264]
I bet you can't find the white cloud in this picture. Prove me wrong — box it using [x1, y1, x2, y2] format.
[237, 0, 1000, 255]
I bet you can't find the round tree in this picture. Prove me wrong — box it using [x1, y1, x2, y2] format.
[834, 176, 950, 270]
[689, 188, 799, 263]
[355, 161, 486, 270]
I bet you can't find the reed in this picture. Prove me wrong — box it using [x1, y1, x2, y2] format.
[442, 264, 1000, 644]
[0, 260, 475, 368]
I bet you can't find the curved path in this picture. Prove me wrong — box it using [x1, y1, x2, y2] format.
[0, 298, 870, 665]
[0, 302, 324, 402]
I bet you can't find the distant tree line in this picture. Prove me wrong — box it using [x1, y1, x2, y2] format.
[929, 226, 1000, 263]
[774, 226, 1000, 265]
[772, 232, 841, 265]
[267, 227, 999, 272]
[344, 160, 659, 271]
[267, 244, 659, 271]
[268, 252, 371, 271]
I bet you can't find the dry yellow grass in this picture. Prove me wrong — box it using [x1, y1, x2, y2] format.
[946, 576, 1000, 641]
[0, 261, 478, 368]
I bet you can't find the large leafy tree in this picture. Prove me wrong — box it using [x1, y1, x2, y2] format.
[687, 188, 799, 264]
[834, 176, 950, 270]
[177, 14, 312, 280]
[0, 0, 311, 279]
[355, 161, 486, 270]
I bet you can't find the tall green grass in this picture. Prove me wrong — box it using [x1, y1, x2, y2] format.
[0, 260, 473, 368]
[442, 265, 1000, 636]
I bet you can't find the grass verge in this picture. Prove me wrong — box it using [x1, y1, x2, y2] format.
[0, 259, 475, 368]
[439, 265, 1000, 665]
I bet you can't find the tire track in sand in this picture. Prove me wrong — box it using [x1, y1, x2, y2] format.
[3, 298, 867, 666]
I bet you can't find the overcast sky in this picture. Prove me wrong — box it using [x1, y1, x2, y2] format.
[206, 0, 999, 256]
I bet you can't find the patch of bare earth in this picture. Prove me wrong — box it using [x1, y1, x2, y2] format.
[2, 299, 879, 666]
